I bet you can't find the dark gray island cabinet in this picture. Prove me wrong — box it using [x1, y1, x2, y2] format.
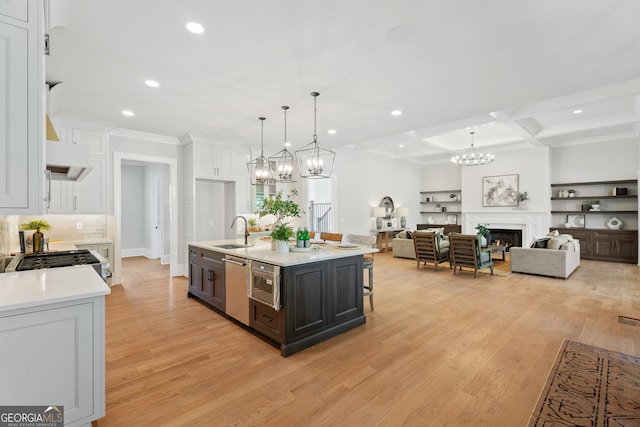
[188, 242, 370, 356]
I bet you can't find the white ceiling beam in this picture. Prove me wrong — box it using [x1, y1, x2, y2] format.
[512, 78, 640, 119]
[489, 111, 543, 147]
[548, 130, 639, 147]
[536, 112, 640, 138]
[411, 114, 496, 139]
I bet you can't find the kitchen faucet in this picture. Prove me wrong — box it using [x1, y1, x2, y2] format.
[230, 216, 250, 245]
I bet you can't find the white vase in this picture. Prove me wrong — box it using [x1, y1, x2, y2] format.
[275, 240, 289, 253]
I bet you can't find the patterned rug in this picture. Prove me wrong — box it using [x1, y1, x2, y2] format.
[528, 340, 640, 427]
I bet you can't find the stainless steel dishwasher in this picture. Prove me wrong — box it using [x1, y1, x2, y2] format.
[222, 255, 249, 325]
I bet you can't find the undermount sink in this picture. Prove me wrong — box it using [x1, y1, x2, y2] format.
[212, 244, 252, 250]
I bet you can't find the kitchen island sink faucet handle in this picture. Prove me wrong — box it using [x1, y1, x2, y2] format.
[230, 216, 250, 245]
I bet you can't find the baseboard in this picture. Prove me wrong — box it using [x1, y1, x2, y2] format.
[121, 248, 150, 258]
[160, 255, 170, 265]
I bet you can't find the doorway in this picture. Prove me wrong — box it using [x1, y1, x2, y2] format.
[305, 175, 338, 232]
[113, 152, 178, 285]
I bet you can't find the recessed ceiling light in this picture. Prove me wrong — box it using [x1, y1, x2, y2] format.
[145, 80, 159, 88]
[398, 144, 405, 148]
[284, 142, 291, 147]
[186, 22, 204, 34]
[573, 109, 583, 114]
[391, 110, 402, 116]
[122, 110, 135, 117]
[328, 129, 337, 134]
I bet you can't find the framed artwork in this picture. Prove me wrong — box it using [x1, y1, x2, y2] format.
[483, 174, 519, 207]
[567, 214, 585, 228]
[446, 214, 458, 224]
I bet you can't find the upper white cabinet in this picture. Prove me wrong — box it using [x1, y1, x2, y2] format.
[193, 143, 237, 181]
[46, 119, 110, 214]
[0, 3, 43, 214]
[0, 0, 28, 22]
[72, 129, 107, 156]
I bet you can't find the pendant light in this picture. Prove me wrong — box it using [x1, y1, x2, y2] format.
[268, 106, 297, 182]
[247, 117, 272, 185]
[295, 92, 335, 179]
[451, 131, 495, 166]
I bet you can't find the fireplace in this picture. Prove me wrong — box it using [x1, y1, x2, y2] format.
[488, 228, 522, 251]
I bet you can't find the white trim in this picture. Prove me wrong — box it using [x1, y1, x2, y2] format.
[110, 128, 181, 145]
[113, 152, 179, 283]
[121, 248, 150, 258]
[160, 255, 170, 265]
[463, 211, 547, 248]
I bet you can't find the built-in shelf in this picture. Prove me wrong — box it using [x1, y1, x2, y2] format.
[551, 195, 637, 201]
[551, 179, 637, 187]
[551, 210, 638, 214]
[420, 211, 461, 214]
[420, 200, 462, 204]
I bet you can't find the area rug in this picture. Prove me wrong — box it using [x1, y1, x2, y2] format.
[528, 340, 640, 427]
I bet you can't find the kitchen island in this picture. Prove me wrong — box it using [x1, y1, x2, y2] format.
[188, 239, 377, 356]
[0, 266, 110, 427]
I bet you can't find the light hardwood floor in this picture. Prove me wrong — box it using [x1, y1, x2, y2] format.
[96, 254, 640, 426]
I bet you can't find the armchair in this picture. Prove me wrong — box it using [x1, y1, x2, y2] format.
[413, 231, 450, 270]
[449, 234, 494, 278]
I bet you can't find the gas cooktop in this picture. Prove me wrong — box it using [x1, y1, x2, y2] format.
[16, 249, 101, 271]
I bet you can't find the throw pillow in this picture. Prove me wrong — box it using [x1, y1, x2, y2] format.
[547, 235, 569, 250]
[530, 237, 551, 248]
[406, 231, 413, 239]
[547, 230, 560, 238]
[396, 230, 407, 239]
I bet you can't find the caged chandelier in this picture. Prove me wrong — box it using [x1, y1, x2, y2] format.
[294, 92, 335, 179]
[268, 106, 297, 182]
[451, 131, 495, 166]
[247, 117, 272, 185]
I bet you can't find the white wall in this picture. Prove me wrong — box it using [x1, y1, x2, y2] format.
[121, 165, 146, 252]
[331, 147, 423, 235]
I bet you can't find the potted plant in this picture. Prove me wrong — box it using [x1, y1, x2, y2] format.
[476, 224, 490, 247]
[21, 220, 51, 251]
[449, 193, 458, 202]
[568, 189, 576, 197]
[591, 200, 601, 211]
[257, 189, 301, 251]
[270, 224, 294, 252]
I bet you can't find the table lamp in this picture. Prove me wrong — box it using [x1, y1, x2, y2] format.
[372, 207, 386, 230]
[397, 208, 408, 228]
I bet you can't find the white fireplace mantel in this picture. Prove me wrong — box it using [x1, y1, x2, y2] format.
[463, 211, 550, 247]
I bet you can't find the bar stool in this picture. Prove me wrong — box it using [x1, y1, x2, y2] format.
[345, 234, 377, 310]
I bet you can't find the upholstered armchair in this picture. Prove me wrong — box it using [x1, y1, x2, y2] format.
[449, 234, 494, 278]
[413, 231, 451, 270]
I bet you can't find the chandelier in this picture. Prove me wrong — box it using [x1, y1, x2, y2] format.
[247, 117, 272, 185]
[268, 106, 297, 182]
[451, 131, 495, 166]
[295, 92, 335, 179]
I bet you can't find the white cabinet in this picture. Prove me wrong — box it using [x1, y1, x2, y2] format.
[0, 0, 28, 22]
[0, 3, 43, 214]
[72, 128, 108, 156]
[74, 156, 107, 213]
[46, 156, 107, 214]
[194, 143, 237, 180]
[0, 297, 106, 427]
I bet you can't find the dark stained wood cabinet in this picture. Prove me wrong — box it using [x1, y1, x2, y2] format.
[552, 228, 638, 264]
[187, 246, 226, 311]
[250, 300, 285, 343]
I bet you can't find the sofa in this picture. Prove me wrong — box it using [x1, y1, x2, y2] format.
[392, 229, 450, 260]
[510, 234, 580, 279]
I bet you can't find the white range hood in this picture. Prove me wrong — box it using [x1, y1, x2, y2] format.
[46, 141, 93, 181]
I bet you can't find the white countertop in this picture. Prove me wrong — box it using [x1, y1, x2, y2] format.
[189, 239, 378, 266]
[0, 265, 111, 313]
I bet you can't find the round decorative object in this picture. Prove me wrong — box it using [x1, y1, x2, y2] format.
[380, 196, 394, 218]
[606, 216, 623, 230]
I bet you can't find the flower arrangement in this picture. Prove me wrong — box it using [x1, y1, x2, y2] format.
[517, 191, 529, 202]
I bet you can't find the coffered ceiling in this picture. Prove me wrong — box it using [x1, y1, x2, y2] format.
[46, 0, 640, 164]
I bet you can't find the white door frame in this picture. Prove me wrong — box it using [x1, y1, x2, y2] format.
[149, 167, 163, 260]
[113, 152, 178, 283]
